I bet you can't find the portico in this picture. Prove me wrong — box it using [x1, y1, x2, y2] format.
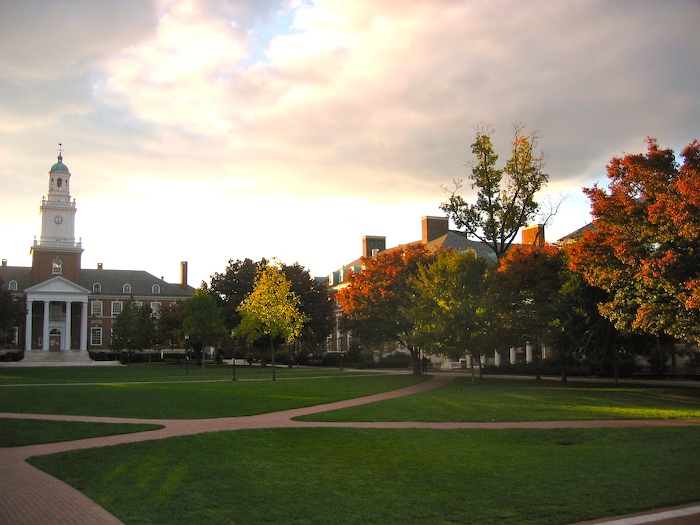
[24, 277, 89, 351]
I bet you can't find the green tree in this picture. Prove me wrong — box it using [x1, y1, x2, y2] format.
[206, 258, 263, 330]
[181, 289, 229, 365]
[280, 262, 334, 363]
[569, 138, 700, 344]
[408, 250, 491, 381]
[337, 244, 435, 375]
[0, 281, 23, 347]
[155, 301, 183, 349]
[233, 262, 308, 381]
[110, 300, 156, 362]
[441, 123, 549, 262]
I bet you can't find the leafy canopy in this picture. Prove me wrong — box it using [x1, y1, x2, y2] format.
[441, 123, 549, 261]
[569, 138, 700, 344]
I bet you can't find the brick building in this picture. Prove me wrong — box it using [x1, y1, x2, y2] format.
[0, 153, 193, 361]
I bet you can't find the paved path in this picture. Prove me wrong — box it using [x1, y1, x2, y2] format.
[1, 373, 699, 525]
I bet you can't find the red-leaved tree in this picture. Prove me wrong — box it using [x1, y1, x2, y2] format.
[569, 138, 700, 344]
[337, 244, 435, 375]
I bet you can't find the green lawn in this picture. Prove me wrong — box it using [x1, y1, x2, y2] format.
[296, 377, 700, 422]
[29, 426, 700, 525]
[0, 372, 425, 419]
[0, 418, 162, 447]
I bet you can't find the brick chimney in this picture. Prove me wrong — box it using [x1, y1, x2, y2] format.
[521, 224, 545, 246]
[362, 236, 386, 258]
[180, 261, 189, 290]
[422, 216, 449, 243]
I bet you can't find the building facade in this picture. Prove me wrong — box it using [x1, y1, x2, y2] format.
[0, 153, 193, 360]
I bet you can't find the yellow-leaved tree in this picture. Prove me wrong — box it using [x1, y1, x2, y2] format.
[233, 261, 308, 380]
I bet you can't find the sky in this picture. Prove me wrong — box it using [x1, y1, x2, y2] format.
[1, 0, 699, 287]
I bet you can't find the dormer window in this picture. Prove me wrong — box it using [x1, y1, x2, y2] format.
[123, 284, 131, 293]
[52, 258, 63, 275]
[9, 280, 18, 291]
[152, 284, 161, 294]
[93, 283, 101, 293]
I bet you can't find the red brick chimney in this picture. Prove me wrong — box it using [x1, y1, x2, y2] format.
[422, 216, 449, 243]
[521, 224, 545, 246]
[362, 236, 386, 258]
[180, 261, 189, 290]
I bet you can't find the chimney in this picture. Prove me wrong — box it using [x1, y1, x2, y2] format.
[362, 236, 386, 258]
[522, 224, 545, 246]
[180, 261, 188, 290]
[422, 216, 449, 243]
[97, 263, 103, 270]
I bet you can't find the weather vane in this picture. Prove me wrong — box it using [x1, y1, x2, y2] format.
[57, 142, 64, 155]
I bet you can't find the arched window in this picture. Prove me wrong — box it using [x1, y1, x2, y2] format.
[93, 283, 101, 293]
[152, 284, 161, 294]
[9, 280, 18, 291]
[123, 283, 131, 293]
[52, 258, 63, 275]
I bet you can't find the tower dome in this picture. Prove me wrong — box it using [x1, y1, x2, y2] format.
[50, 153, 70, 174]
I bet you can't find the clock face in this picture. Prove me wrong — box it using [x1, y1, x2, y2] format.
[53, 214, 64, 226]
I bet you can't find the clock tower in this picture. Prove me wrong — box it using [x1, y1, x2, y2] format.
[30, 149, 84, 284]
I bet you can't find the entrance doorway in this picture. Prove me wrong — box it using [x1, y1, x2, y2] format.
[49, 329, 62, 352]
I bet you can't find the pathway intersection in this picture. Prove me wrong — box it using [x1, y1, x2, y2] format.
[1, 372, 699, 525]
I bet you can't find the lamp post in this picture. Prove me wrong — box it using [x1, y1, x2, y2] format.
[231, 351, 237, 381]
[184, 334, 189, 376]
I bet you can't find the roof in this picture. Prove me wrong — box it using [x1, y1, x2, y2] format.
[82, 269, 193, 298]
[0, 265, 193, 298]
[556, 222, 595, 244]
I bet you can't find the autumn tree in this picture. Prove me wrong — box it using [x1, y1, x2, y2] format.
[408, 249, 491, 381]
[233, 261, 308, 381]
[337, 244, 435, 375]
[441, 123, 549, 262]
[181, 288, 229, 365]
[569, 138, 700, 344]
[492, 243, 565, 379]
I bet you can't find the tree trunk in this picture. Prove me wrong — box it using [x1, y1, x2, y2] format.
[411, 347, 422, 376]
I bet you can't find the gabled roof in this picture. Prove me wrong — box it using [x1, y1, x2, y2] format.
[0, 266, 31, 292]
[556, 222, 595, 244]
[26, 276, 90, 295]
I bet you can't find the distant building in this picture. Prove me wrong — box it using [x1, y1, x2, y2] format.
[325, 216, 545, 359]
[0, 152, 193, 361]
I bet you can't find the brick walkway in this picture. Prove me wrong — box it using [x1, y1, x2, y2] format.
[1, 373, 699, 525]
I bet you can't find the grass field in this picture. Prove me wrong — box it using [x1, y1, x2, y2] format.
[3, 367, 700, 524]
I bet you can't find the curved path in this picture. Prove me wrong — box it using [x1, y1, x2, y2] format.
[1, 373, 699, 525]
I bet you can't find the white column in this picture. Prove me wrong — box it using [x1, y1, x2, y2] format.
[494, 350, 501, 367]
[25, 300, 33, 351]
[42, 301, 50, 350]
[509, 347, 516, 364]
[526, 342, 533, 363]
[64, 301, 72, 350]
[80, 301, 88, 351]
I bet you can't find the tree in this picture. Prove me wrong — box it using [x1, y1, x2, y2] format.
[337, 244, 435, 375]
[206, 258, 263, 330]
[181, 288, 229, 365]
[569, 138, 700, 344]
[441, 123, 549, 262]
[492, 243, 565, 379]
[408, 249, 491, 381]
[0, 281, 23, 347]
[110, 300, 156, 362]
[280, 262, 334, 363]
[233, 261, 308, 381]
[155, 301, 184, 349]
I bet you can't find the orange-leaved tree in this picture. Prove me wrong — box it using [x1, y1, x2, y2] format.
[337, 243, 435, 375]
[569, 138, 700, 344]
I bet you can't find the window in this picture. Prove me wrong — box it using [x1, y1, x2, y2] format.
[8, 280, 18, 291]
[93, 283, 101, 293]
[152, 284, 161, 294]
[90, 327, 102, 346]
[111, 301, 123, 317]
[133, 301, 143, 308]
[52, 258, 63, 275]
[151, 302, 161, 317]
[123, 284, 131, 293]
[91, 301, 103, 317]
